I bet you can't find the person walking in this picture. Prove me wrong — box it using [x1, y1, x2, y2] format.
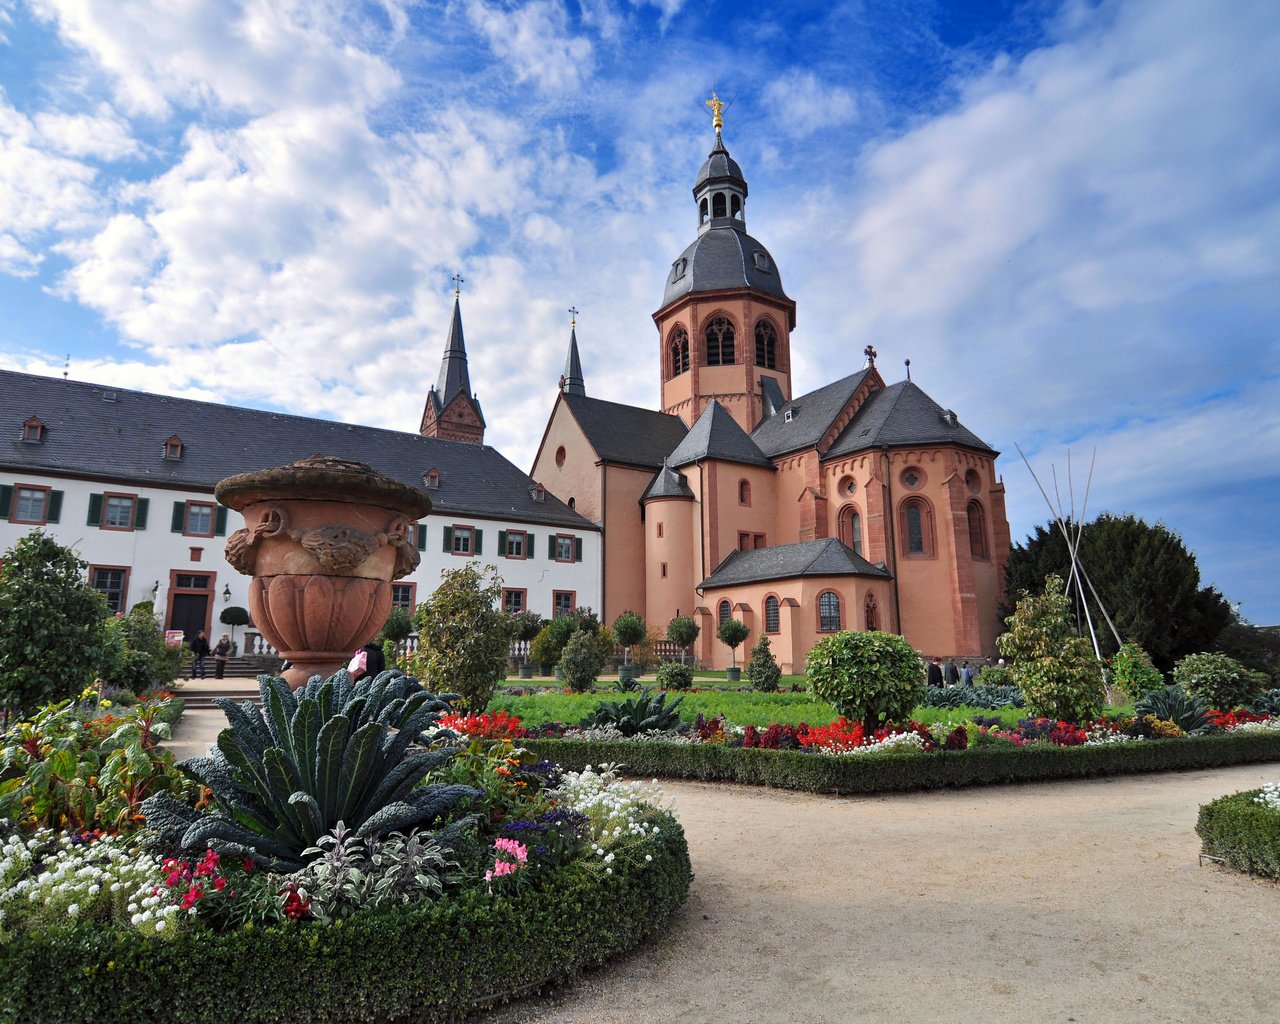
[927, 657, 944, 687]
[189, 630, 211, 680]
[213, 634, 232, 680]
[348, 638, 387, 681]
[943, 659, 960, 687]
[960, 661, 973, 687]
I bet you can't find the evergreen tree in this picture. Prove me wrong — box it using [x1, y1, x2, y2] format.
[412, 563, 514, 711]
[1004, 513, 1231, 671]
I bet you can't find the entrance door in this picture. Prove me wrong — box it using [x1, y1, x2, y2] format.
[170, 593, 209, 643]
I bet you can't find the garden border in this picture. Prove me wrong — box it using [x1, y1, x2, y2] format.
[0, 813, 691, 1024]
[522, 733, 1280, 795]
[1196, 789, 1280, 879]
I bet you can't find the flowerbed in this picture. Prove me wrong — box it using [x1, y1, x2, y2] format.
[1196, 783, 1280, 879]
[0, 675, 692, 1024]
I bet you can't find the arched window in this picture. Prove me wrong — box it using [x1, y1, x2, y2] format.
[900, 497, 935, 557]
[754, 319, 778, 369]
[568, 497, 576, 511]
[967, 500, 988, 559]
[712, 193, 726, 218]
[731, 194, 742, 219]
[818, 591, 841, 632]
[738, 479, 751, 506]
[764, 595, 780, 634]
[669, 328, 690, 377]
[718, 599, 732, 626]
[705, 316, 735, 366]
[864, 593, 879, 631]
[838, 504, 862, 557]
[700, 198, 709, 224]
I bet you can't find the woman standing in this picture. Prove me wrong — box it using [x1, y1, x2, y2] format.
[213, 633, 232, 680]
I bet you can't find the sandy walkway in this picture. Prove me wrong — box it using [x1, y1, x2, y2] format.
[479, 765, 1280, 1024]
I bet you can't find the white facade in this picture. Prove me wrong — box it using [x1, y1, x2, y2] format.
[0, 469, 601, 649]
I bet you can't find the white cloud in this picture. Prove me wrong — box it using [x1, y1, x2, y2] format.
[33, 106, 138, 159]
[763, 70, 858, 139]
[466, 0, 593, 94]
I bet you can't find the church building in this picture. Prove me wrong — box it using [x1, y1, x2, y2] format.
[533, 103, 1011, 672]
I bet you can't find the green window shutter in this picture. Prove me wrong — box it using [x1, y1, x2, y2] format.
[135, 498, 149, 530]
[498, 530, 507, 556]
[46, 490, 63, 524]
[575, 537, 583, 562]
[526, 533, 534, 558]
[442, 526, 453, 552]
[214, 506, 228, 537]
[474, 529, 483, 555]
[416, 524, 426, 550]
[0, 485, 11, 519]
[548, 535, 556, 559]
[171, 501, 186, 532]
[87, 493, 103, 527]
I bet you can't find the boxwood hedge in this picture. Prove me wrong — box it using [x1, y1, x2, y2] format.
[0, 813, 691, 1024]
[1196, 790, 1280, 878]
[522, 733, 1280, 796]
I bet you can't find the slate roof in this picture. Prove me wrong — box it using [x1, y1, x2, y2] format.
[823, 380, 995, 459]
[667, 400, 772, 469]
[562, 326, 585, 396]
[0, 370, 594, 530]
[694, 133, 746, 193]
[639, 462, 694, 502]
[699, 538, 891, 589]
[561, 392, 689, 469]
[436, 294, 473, 408]
[750, 368, 872, 458]
[661, 227, 788, 309]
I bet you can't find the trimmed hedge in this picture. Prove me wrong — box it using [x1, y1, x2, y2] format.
[522, 733, 1280, 796]
[1196, 790, 1280, 878]
[0, 813, 691, 1024]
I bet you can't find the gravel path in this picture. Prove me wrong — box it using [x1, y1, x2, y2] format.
[479, 765, 1280, 1024]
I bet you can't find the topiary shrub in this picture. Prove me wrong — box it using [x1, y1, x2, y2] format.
[997, 574, 1105, 724]
[560, 629, 603, 694]
[717, 619, 750, 671]
[656, 662, 694, 691]
[1196, 786, 1280, 879]
[805, 630, 925, 736]
[1111, 641, 1165, 701]
[219, 605, 251, 650]
[666, 615, 700, 665]
[142, 671, 478, 871]
[1174, 652, 1266, 711]
[612, 611, 646, 666]
[745, 634, 781, 692]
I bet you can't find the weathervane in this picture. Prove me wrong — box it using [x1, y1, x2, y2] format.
[706, 90, 728, 134]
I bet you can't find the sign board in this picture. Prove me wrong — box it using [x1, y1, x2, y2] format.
[165, 630, 186, 647]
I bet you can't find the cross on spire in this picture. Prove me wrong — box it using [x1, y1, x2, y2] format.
[568, 306, 579, 327]
[452, 272, 464, 295]
[864, 345, 877, 367]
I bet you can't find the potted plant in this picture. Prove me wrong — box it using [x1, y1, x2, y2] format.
[667, 615, 700, 667]
[717, 618, 750, 682]
[613, 610, 646, 684]
[513, 611, 544, 679]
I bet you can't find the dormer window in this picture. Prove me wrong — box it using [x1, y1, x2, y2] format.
[424, 468, 441, 489]
[21, 416, 44, 443]
[671, 257, 687, 281]
[163, 435, 184, 460]
[752, 250, 771, 273]
[784, 409, 794, 423]
[531, 483, 546, 503]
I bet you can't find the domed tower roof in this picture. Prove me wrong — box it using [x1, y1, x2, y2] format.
[660, 110, 789, 311]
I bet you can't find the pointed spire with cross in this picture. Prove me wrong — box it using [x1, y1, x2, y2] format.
[562, 306, 585, 396]
[864, 345, 877, 367]
[452, 272, 464, 296]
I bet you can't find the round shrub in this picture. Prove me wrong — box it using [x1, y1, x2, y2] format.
[1110, 641, 1165, 701]
[1196, 787, 1280, 879]
[805, 630, 925, 735]
[1174, 652, 1266, 711]
[656, 662, 694, 691]
[745, 634, 781, 692]
[560, 628, 603, 693]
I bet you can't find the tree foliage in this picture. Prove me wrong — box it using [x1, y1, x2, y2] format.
[1173, 652, 1267, 712]
[1110, 641, 1165, 702]
[666, 616, 700, 662]
[559, 629, 604, 693]
[745, 634, 782, 692]
[997, 574, 1105, 723]
[716, 619, 750, 668]
[0, 531, 112, 717]
[612, 611, 646, 664]
[412, 563, 514, 711]
[1004, 514, 1232, 671]
[806, 630, 925, 735]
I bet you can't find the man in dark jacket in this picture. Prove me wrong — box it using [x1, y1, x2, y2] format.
[927, 658, 944, 687]
[943, 659, 960, 687]
[362, 639, 387, 679]
[189, 631, 211, 679]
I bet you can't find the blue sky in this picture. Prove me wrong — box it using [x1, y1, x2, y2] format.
[1, 0, 1276, 621]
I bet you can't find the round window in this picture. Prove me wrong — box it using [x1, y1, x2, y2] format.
[838, 476, 857, 496]
[555, 446, 566, 468]
[901, 467, 924, 490]
[965, 468, 981, 494]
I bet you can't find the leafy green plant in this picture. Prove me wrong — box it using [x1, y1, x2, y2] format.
[806, 630, 925, 735]
[666, 616, 700, 664]
[1173, 652, 1266, 711]
[377, 606, 415, 663]
[412, 563, 515, 711]
[0, 531, 113, 718]
[975, 665, 1014, 687]
[655, 662, 694, 691]
[923, 685, 1024, 710]
[1134, 685, 1213, 735]
[745, 634, 781, 692]
[612, 611, 646, 666]
[579, 688, 684, 737]
[716, 619, 750, 670]
[1251, 689, 1280, 716]
[559, 629, 603, 694]
[142, 671, 478, 870]
[118, 602, 187, 691]
[1110, 641, 1165, 701]
[219, 606, 251, 649]
[512, 610, 545, 644]
[1197, 788, 1280, 879]
[997, 575, 1105, 723]
[530, 616, 578, 669]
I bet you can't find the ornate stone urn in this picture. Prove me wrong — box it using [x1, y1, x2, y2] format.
[215, 456, 432, 690]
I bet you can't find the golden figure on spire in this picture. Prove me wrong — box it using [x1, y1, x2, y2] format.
[706, 90, 725, 133]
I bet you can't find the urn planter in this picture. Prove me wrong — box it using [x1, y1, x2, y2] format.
[215, 456, 432, 690]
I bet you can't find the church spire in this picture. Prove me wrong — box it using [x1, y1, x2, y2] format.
[420, 274, 485, 444]
[436, 280, 472, 406]
[560, 307, 586, 396]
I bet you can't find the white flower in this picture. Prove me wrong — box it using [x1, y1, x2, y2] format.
[66, 903, 79, 917]
[154, 919, 166, 932]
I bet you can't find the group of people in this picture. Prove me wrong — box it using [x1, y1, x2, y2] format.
[927, 656, 1004, 688]
[187, 631, 234, 679]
